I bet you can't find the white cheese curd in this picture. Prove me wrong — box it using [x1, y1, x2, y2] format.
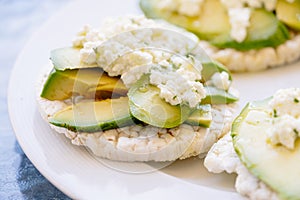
[73, 16, 207, 107]
[206, 71, 231, 91]
[150, 66, 205, 108]
[96, 27, 198, 76]
[108, 50, 154, 79]
[204, 134, 279, 200]
[269, 88, 300, 118]
[228, 8, 251, 42]
[72, 25, 91, 47]
[73, 16, 198, 67]
[149, 54, 205, 107]
[118, 50, 205, 107]
[268, 115, 300, 149]
[218, 1, 252, 42]
[267, 88, 300, 149]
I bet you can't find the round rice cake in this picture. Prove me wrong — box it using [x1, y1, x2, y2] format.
[36, 67, 237, 162]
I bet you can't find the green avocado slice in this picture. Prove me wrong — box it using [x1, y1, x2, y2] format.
[211, 9, 290, 51]
[276, 0, 300, 31]
[41, 68, 127, 101]
[128, 74, 233, 128]
[128, 75, 193, 128]
[201, 86, 238, 104]
[49, 97, 134, 132]
[232, 98, 300, 200]
[50, 47, 97, 71]
[185, 104, 212, 127]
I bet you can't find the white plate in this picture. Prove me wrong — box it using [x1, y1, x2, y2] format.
[8, 0, 300, 199]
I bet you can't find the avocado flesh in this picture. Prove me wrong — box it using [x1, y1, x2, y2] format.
[140, 0, 290, 50]
[140, 0, 230, 41]
[128, 75, 193, 128]
[211, 9, 290, 51]
[49, 97, 134, 132]
[201, 86, 238, 104]
[201, 60, 231, 82]
[276, 0, 300, 31]
[232, 98, 300, 200]
[50, 47, 97, 71]
[185, 104, 212, 127]
[128, 74, 237, 129]
[41, 68, 127, 101]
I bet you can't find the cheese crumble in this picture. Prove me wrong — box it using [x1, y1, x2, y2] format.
[268, 88, 300, 149]
[72, 16, 209, 108]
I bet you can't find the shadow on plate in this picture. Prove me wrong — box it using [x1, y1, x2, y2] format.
[161, 157, 236, 192]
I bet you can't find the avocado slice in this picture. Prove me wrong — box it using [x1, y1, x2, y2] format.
[185, 52, 232, 81]
[201, 86, 238, 104]
[128, 74, 193, 128]
[49, 97, 134, 132]
[50, 47, 97, 71]
[232, 98, 300, 200]
[128, 74, 237, 129]
[140, 0, 290, 50]
[211, 9, 290, 51]
[185, 104, 212, 127]
[202, 60, 232, 82]
[41, 68, 127, 101]
[140, 0, 231, 41]
[276, 0, 300, 31]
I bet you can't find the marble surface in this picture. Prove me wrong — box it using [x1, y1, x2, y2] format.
[0, 1, 70, 199]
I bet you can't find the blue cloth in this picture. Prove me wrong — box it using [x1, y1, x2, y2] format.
[0, 1, 70, 199]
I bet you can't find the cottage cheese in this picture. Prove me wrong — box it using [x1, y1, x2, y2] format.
[228, 8, 251, 43]
[73, 16, 198, 66]
[206, 71, 231, 91]
[268, 115, 300, 149]
[269, 88, 300, 118]
[268, 88, 300, 149]
[149, 59, 205, 107]
[120, 51, 205, 108]
[73, 16, 209, 107]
